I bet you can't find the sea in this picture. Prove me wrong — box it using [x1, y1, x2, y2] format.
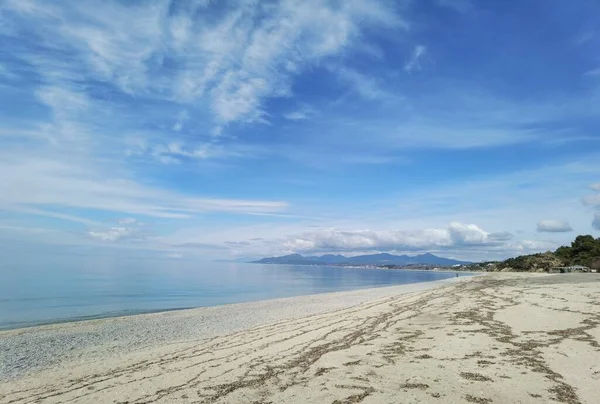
[0, 256, 471, 330]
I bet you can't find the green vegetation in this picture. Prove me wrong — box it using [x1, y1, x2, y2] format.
[466, 235, 600, 272]
[554, 235, 600, 268]
[496, 251, 564, 272]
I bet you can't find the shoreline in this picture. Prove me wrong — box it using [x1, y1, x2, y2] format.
[0, 271, 473, 333]
[0, 276, 466, 380]
[0, 306, 195, 333]
[2, 273, 599, 404]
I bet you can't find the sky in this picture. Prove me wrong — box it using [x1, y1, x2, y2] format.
[0, 0, 599, 263]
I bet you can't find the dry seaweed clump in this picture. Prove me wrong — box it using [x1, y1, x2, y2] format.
[399, 382, 429, 390]
[460, 372, 492, 382]
[465, 395, 493, 404]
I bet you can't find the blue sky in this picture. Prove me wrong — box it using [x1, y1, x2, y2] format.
[1, 0, 599, 261]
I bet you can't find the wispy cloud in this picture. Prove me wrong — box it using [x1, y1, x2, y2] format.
[125, 138, 262, 165]
[0, 155, 288, 219]
[87, 218, 149, 242]
[9, 206, 103, 226]
[404, 45, 427, 73]
[335, 67, 395, 101]
[172, 110, 189, 132]
[283, 105, 317, 121]
[88, 226, 139, 242]
[2, 0, 402, 128]
[303, 79, 599, 153]
[575, 29, 596, 46]
[584, 68, 600, 77]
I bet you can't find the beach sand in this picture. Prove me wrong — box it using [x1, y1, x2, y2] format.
[1, 273, 599, 403]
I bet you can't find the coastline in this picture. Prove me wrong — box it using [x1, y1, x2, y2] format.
[0, 276, 465, 380]
[2, 273, 599, 404]
[0, 267, 473, 332]
[252, 261, 481, 272]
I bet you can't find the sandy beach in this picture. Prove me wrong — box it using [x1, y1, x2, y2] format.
[1, 273, 599, 404]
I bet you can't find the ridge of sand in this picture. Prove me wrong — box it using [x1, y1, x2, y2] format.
[1, 273, 600, 404]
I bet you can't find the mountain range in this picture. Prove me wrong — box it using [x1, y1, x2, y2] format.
[251, 253, 470, 267]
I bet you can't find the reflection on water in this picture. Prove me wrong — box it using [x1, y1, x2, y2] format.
[0, 256, 470, 329]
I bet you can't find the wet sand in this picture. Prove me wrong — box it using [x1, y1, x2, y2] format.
[1, 273, 599, 404]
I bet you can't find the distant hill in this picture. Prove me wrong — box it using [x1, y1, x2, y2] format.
[251, 254, 317, 265]
[252, 253, 471, 267]
[213, 257, 257, 263]
[318, 254, 349, 264]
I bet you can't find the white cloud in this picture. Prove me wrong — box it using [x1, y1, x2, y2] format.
[3, 0, 402, 128]
[36, 86, 89, 113]
[89, 226, 137, 242]
[155, 158, 600, 261]
[536, 220, 573, 233]
[582, 194, 600, 207]
[126, 137, 261, 165]
[512, 239, 557, 253]
[32, 85, 92, 145]
[593, 213, 600, 230]
[335, 67, 393, 100]
[5, 0, 590, 170]
[590, 182, 600, 191]
[447, 222, 488, 244]
[88, 217, 145, 242]
[404, 45, 427, 73]
[283, 105, 316, 121]
[217, 222, 562, 261]
[0, 156, 289, 219]
[9, 205, 102, 226]
[279, 222, 495, 254]
[172, 110, 189, 132]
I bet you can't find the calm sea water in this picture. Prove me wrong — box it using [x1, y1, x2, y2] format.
[0, 256, 469, 330]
